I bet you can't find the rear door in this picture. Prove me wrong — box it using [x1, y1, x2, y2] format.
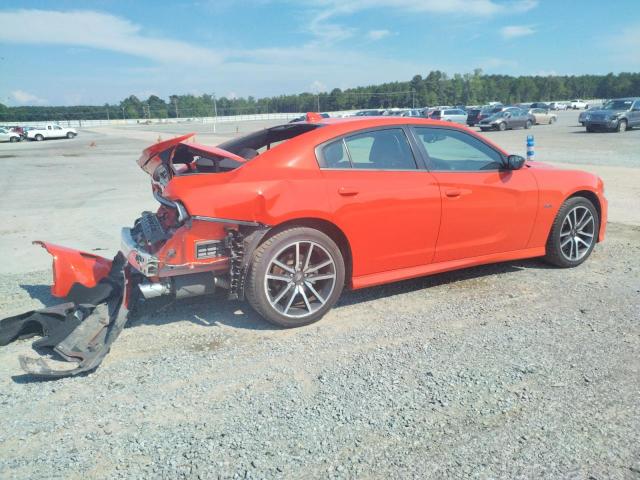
[631, 100, 640, 127]
[318, 127, 441, 277]
[411, 126, 538, 263]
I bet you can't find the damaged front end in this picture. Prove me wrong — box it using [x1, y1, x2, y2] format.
[0, 134, 267, 379]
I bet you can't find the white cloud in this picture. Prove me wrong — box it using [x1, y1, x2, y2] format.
[367, 29, 391, 40]
[10, 90, 48, 104]
[0, 9, 221, 65]
[500, 25, 536, 39]
[310, 80, 327, 93]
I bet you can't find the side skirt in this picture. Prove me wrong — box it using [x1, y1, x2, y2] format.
[351, 247, 546, 290]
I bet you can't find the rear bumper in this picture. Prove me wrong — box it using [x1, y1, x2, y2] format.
[121, 227, 160, 276]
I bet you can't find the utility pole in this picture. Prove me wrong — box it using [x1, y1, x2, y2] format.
[316, 94, 320, 112]
[412, 90, 415, 108]
[212, 93, 217, 133]
[106, 108, 110, 121]
[174, 97, 179, 119]
[122, 106, 125, 120]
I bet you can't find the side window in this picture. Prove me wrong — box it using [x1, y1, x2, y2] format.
[47, 126, 52, 130]
[413, 127, 504, 172]
[319, 139, 350, 168]
[54, 125, 62, 130]
[344, 128, 416, 170]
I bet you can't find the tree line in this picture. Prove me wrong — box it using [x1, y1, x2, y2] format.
[2, 70, 639, 122]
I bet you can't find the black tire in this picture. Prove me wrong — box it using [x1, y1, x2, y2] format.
[616, 120, 627, 133]
[245, 227, 345, 328]
[66, 132, 75, 139]
[498, 122, 507, 131]
[9, 136, 18, 143]
[35, 134, 44, 141]
[480, 128, 488, 132]
[549, 116, 556, 124]
[586, 126, 594, 133]
[544, 196, 599, 268]
[525, 120, 532, 129]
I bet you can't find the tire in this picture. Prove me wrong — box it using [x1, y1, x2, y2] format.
[616, 120, 627, 133]
[245, 227, 345, 328]
[35, 134, 44, 141]
[525, 120, 532, 129]
[66, 132, 75, 139]
[9, 136, 18, 143]
[544, 196, 599, 268]
[586, 126, 594, 133]
[480, 128, 488, 132]
[498, 122, 507, 131]
[549, 117, 556, 124]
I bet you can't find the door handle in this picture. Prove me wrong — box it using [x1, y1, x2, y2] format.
[445, 189, 462, 198]
[338, 186, 359, 196]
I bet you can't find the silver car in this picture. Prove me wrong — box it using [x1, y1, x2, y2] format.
[0, 127, 21, 143]
[429, 108, 468, 124]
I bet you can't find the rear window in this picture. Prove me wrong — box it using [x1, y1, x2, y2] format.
[319, 128, 417, 170]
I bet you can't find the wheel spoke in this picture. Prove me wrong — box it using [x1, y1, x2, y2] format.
[305, 259, 332, 273]
[576, 236, 590, 248]
[305, 281, 326, 305]
[576, 208, 588, 229]
[295, 242, 301, 270]
[568, 238, 575, 259]
[578, 231, 594, 238]
[273, 283, 293, 304]
[300, 287, 312, 312]
[561, 237, 572, 248]
[303, 243, 314, 271]
[266, 274, 291, 282]
[560, 230, 572, 238]
[273, 259, 295, 274]
[307, 273, 335, 282]
[578, 216, 594, 232]
[283, 287, 299, 314]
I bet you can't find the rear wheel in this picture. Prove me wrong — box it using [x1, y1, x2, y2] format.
[245, 227, 345, 328]
[9, 136, 18, 143]
[544, 196, 599, 268]
[549, 116, 556, 124]
[66, 132, 75, 139]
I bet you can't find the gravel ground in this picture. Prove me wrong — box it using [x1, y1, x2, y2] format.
[1, 222, 638, 479]
[0, 113, 639, 479]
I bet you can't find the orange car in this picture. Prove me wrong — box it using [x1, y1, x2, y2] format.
[3, 114, 607, 376]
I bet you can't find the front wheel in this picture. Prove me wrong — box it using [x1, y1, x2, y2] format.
[35, 134, 44, 141]
[245, 227, 345, 328]
[498, 122, 507, 131]
[9, 136, 18, 143]
[525, 120, 532, 129]
[544, 197, 599, 268]
[66, 132, 75, 139]
[617, 120, 627, 133]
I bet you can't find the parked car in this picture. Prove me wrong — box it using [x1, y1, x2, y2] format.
[475, 105, 505, 124]
[0, 127, 22, 142]
[529, 108, 558, 125]
[583, 97, 640, 132]
[26, 124, 77, 141]
[429, 108, 468, 124]
[478, 108, 534, 131]
[354, 110, 385, 117]
[578, 107, 598, 126]
[570, 99, 588, 109]
[466, 108, 482, 126]
[401, 109, 425, 117]
[549, 102, 568, 111]
[530, 102, 550, 109]
[290, 113, 329, 123]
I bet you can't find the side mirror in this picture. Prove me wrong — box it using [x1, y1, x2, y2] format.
[506, 154, 526, 170]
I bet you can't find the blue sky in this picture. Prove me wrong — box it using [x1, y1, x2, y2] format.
[0, 0, 638, 106]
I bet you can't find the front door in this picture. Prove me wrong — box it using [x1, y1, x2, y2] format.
[411, 126, 538, 263]
[318, 127, 441, 277]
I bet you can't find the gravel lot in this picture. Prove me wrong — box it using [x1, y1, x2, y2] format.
[1, 111, 639, 479]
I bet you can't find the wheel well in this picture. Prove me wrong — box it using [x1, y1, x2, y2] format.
[568, 190, 602, 240]
[264, 218, 353, 287]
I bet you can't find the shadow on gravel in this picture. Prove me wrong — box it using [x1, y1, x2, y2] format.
[18, 257, 554, 333]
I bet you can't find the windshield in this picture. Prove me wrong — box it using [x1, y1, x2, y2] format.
[602, 99, 632, 110]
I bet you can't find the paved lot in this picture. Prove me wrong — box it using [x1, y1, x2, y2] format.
[0, 111, 638, 479]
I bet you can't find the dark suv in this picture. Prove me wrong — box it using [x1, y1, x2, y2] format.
[584, 97, 640, 132]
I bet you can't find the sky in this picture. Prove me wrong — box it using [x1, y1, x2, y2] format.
[0, 0, 639, 106]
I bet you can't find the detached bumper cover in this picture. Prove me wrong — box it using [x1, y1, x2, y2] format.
[0, 251, 134, 379]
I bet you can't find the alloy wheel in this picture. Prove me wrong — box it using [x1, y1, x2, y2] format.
[559, 205, 595, 261]
[264, 240, 337, 319]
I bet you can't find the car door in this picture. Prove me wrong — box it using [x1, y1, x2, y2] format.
[318, 127, 441, 277]
[631, 100, 640, 127]
[411, 126, 538, 263]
